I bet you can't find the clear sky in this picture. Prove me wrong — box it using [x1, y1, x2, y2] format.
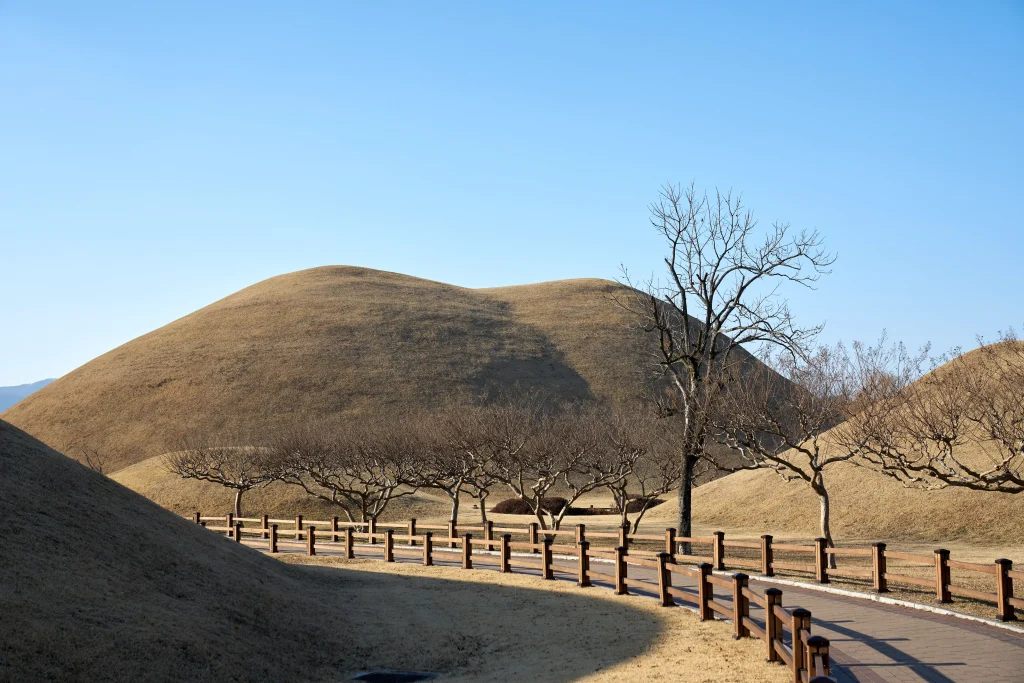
[1, 2, 1022, 385]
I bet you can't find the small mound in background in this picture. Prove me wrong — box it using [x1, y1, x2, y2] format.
[491, 497, 568, 515]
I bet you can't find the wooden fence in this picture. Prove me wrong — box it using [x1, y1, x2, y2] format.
[195, 513, 1021, 624]
[195, 513, 841, 683]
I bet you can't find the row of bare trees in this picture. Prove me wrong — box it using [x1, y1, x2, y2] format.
[165, 397, 684, 532]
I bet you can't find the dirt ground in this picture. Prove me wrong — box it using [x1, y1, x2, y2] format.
[282, 555, 791, 683]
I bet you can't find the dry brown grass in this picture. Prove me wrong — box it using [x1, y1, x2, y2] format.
[282, 556, 790, 683]
[3, 267, 659, 473]
[1, 418, 787, 682]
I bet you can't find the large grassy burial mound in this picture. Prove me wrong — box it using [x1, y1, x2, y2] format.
[3, 266, 662, 473]
[685, 341, 1024, 546]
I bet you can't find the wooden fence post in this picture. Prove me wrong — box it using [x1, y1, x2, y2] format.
[761, 534, 774, 576]
[618, 523, 630, 552]
[384, 528, 394, 562]
[665, 528, 677, 563]
[814, 538, 829, 583]
[462, 533, 472, 569]
[934, 549, 951, 603]
[872, 542, 887, 593]
[269, 524, 278, 553]
[307, 526, 316, 556]
[791, 607, 811, 682]
[448, 520, 457, 549]
[408, 518, 417, 547]
[261, 514, 269, 540]
[713, 531, 725, 570]
[295, 514, 303, 541]
[193, 511, 201, 524]
[764, 587, 782, 662]
[656, 552, 673, 607]
[542, 537, 553, 580]
[423, 531, 433, 566]
[996, 559, 1016, 622]
[697, 562, 713, 620]
[344, 527, 354, 559]
[331, 516, 339, 543]
[226, 512, 234, 537]
[575, 523, 586, 546]
[732, 573, 749, 639]
[805, 634, 831, 677]
[500, 534, 511, 573]
[577, 540, 591, 587]
[529, 522, 539, 554]
[614, 546, 628, 595]
[485, 520, 494, 548]
[232, 522, 242, 543]
[368, 518, 377, 545]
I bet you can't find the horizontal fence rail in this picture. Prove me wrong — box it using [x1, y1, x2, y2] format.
[193, 512, 1021, 625]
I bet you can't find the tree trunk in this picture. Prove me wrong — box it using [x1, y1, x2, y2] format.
[233, 488, 243, 518]
[814, 481, 836, 569]
[478, 492, 488, 524]
[449, 491, 460, 526]
[678, 454, 695, 554]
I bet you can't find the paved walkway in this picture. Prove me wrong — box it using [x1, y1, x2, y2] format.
[249, 539, 1024, 682]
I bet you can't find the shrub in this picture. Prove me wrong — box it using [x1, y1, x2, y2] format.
[491, 497, 568, 515]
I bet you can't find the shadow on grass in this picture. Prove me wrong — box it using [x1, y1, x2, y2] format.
[286, 559, 664, 682]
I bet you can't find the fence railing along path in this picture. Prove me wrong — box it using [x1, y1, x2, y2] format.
[195, 513, 1021, 625]
[195, 512, 846, 683]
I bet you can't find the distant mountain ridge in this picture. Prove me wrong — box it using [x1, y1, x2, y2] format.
[0, 379, 55, 412]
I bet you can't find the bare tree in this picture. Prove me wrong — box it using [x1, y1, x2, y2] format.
[602, 413, 683, 533]
[476, 397, 629, 530]
[56, 441, 110, 475]
[164, 435, 273, 517]
[847, 331, 1024, 494]
[413, 411, 481, 526]
[713, 345, 858, 562]
[269, 419, 425, 523]
[621, 183, 834, 542]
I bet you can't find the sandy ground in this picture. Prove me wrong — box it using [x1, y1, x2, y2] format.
[282, 555, 791, 683]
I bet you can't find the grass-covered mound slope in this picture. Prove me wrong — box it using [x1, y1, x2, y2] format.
[680, 342, 1024, 546]
[0, 418, 361, 680]
[3, 266, 660, 473]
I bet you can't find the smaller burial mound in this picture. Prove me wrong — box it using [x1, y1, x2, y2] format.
[490, 496, 569, 515]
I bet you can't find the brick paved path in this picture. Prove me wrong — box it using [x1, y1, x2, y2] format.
[252, 540, 1024, 681]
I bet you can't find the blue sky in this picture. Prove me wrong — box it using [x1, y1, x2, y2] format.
[1, 2, 1022, 385]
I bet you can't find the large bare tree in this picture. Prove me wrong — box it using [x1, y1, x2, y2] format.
[622, 183, 834, 541]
